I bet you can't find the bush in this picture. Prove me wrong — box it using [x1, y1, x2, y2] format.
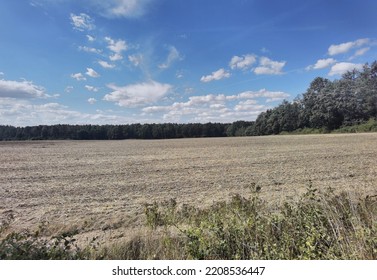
[334, 118, 377, 133]
[0, 230, 85, 260]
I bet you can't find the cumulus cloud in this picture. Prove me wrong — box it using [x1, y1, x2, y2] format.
[328, 62, 363, 76]
[159, 46, 182, 69]
[85, 85, 99, 92]
[106, 37, 127, 53]
[229, 54, 257, 70]
[200, 68, 231, 83]
[128, 54, 143, 67]
[0, 99, 137, 126]
[234, 100, 266, 112]
[232, 89, 290, 101]
[254, 57, 286, 75]
[103, 80, 172, 107]
[70, 13, 95, 31]
[78, 46, 102, 54]
[0, 79, 49, 99]
[142, 89, 290, 123]
[109, 53, 123, 61]
[98, 60, 115, 69]
[104, 37, 128, 61]
[71, 73, 86, 81]
[328, 38, 370, 56]
[306, 58, 337, 70]
[88, 98, 97, 104]
[92, 0, 153, 18]
[86, 68, 100, 78]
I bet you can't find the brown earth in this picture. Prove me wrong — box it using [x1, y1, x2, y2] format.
[1, 133, 376, 245]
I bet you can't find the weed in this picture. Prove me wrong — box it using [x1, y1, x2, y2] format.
[0, 229, 85, 260]
[137, 184, 377, 260]
[2, 183, 376, 260]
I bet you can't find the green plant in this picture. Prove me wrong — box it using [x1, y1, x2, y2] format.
[0, 229, 85, 260]
[2, 183, 376, 260]
[136, 183, 377, 260]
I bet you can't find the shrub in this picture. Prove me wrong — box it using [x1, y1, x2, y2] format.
[0, 230, 85, 260]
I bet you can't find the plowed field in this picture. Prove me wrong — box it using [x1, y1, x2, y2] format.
[1, 133, 376, 244]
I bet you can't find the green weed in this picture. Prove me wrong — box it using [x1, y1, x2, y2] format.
[1, 183, 376, 260]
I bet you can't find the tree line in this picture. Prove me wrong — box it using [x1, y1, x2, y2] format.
[0, 122, 231, 140]
[244, 61, 377, 136]
[1, 61, 376, 140]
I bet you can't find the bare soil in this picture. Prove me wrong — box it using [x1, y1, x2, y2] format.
[1, 133, 376, 245]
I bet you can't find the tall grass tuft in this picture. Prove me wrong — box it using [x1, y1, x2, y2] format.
[132, 184, 377, 260]
[1, 184, 376, 259]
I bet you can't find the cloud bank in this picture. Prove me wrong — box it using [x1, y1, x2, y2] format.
[103, 80, 172, 107]
[0, 79, 49, 99]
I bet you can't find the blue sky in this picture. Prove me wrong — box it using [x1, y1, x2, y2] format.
[0, 0, 376, 126]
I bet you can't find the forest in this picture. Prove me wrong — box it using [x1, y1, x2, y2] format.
[0, 61, 376, 140]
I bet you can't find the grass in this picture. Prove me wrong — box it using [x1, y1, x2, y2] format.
[1, 183, 376, 260]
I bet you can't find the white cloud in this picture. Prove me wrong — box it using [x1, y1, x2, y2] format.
[103, 80, 172, 107]
[229, 54, 257, 70]
[92, 0, 153, 18]
[328, 38, 369, 56]
[233, 89, 290, 101]
[200, 68, 231, 83]
[88, 98, 97, 104]
[0, 79, 49, 99]
[71, 73, 86, 81]
[328, 62, 363, 76]
[176, 71, 184, 79]
[254, 57, 286, 75]
[234, 101, 266, 112]
[65, 86, 74, 93]
[128, 54, 143, 66]
[354, 47, 370, 57]
[85, 85, 99, 92]
[106, 37, 128, 53]
[0, 99, 137, 126]
[109, 53, 123, 61]
[184, 94, 227, 106]
[104, 37, 128, 62]
[142, 105, 170, 114]
[78, 46, 102, 54]
[159, 46, 182, 69]
[86, 35, 95, 42]
[98, 60, 115, 69]
[86, 68, 100, 78]
[349, 47, 371, 60]
[70, 13, 95, 31]
[142, 89, 290, 123]
[306, 58, 337, 70]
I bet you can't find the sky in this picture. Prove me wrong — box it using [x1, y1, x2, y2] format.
[0, 0, 376, 126]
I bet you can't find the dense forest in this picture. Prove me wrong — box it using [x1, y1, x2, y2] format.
[1, 62, 376, 140]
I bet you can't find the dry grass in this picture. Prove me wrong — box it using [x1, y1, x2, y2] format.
[1, 133, 377, 247]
